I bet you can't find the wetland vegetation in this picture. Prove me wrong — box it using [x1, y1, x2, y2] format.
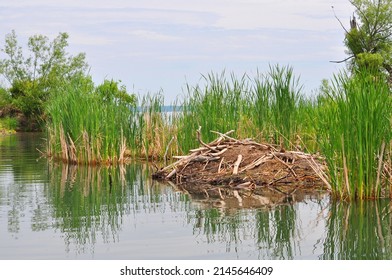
[0, 0, 391, 201]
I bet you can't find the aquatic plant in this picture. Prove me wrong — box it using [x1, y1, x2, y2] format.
[46, 77, 136, 164]
[318, 69, 392, 200]
[176, 71, 249, 153]
[246, 65, 306, 149]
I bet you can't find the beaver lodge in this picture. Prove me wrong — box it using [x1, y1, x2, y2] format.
[152, 130, 330, 208]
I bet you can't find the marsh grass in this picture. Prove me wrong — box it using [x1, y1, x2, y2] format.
[44, 65, 391, 200]
[318, 70, 392, 200]
[45, 65, 318, 164]
[176, 65, 312, 153]
[246, 65, 308, 149]
[175, 71, 250, 153]
[46, 77, 135, 164]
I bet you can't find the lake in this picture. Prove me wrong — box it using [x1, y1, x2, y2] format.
[0, 133, 391, 259]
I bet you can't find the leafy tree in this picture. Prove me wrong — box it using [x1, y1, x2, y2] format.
[95, 79, 136, 106]
[0, 30, 88, 129]
[332, 0, 392, 83]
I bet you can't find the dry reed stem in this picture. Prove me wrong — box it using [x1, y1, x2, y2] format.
[59, 125, 69, 162]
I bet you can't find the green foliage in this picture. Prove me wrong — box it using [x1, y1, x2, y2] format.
[0, 117, 18, 131]
[0, 86, 11, 109]
[177, 71, 248, 152]
[356, 52, 383, 69]
[0, 30, 88, 129]
[176, 65, 314, 153]
[95, 79, 136, 106]
[344, 0, 392, 79]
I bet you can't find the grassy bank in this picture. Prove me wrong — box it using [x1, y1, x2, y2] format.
[44, 66, 392, 200]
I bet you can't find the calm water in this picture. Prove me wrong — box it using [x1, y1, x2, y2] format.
[0, 133, 391, 260]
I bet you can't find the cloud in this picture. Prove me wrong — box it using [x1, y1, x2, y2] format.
[0, 0, 355, 102]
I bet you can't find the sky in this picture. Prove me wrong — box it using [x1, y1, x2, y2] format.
[0, 0, 354, 103]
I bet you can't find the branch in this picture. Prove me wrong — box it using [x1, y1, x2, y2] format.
[330, 55, 355, 63]
[332, 6, 350, 34]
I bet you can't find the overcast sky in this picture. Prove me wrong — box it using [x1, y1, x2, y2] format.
[0, 0, 354, 103]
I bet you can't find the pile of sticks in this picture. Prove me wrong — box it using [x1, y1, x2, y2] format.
[153, 129, 328, 193]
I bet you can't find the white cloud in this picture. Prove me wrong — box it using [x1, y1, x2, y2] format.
[0, 0, 355, 102]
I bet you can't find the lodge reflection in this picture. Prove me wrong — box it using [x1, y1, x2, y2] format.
[28, 160, 392, 259]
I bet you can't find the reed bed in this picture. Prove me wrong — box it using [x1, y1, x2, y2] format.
[318, 70, 392, 200]
[46, 78, 136, 165]
[176, 65, 314, 153]
[44, 65, 392, 200]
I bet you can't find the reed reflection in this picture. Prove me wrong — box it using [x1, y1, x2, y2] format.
[322, 199, 392, 259]
[47, 163, 191, 253]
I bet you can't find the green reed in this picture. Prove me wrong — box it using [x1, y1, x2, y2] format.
[242, 65, 314, 151]
[176, 71, 250, 153]
[318, 70, 392, 200]
[46, 77, 136, 164]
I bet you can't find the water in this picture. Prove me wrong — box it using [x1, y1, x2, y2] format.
[0, 133, 391, 260]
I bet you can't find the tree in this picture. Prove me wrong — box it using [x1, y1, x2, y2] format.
[95, 79, 136, 106]
[332, 0, 392, 84]
[0, 30, 88, 129]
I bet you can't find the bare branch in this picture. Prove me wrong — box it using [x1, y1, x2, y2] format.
[330, 55, 355, 64]
[332, 6, 350, 34]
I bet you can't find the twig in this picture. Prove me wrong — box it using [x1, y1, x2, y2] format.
[240, 154, 272, 173]
[197, 126, 219, 152]
[330, 55, 355, 63]
[273, 153, 297, 177]
[210, 148, 228, 156]
[218, 157, 225, 173]
[233, 154, 243, 175]
[210, 130, 239, 143]
[166, 168, 176, 179]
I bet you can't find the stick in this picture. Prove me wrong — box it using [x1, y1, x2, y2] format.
[210, 130, 238, 143]
[273, 153, 297, 177]
[210, 148, 228, 156]
[189, 145, 227, 153]
[240, 154, 272, 172]
[233, 190, 243, 205]
[166, 168, 176, 179]
[233, 154, 243, 175]
[196, 126, 219, 152]
[218, 157, 224, 173]
[160, 152, 198, 172]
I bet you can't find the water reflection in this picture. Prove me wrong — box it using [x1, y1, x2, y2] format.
[47, 163, 191, 254]
[322, 200, 392, 259]
[1, 133, 392, 259]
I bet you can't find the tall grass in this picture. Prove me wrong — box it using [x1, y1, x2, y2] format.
[46, 77, 136, 164]
[45, 65, 317, 165]
[176, 65, 312, 153]
[44, 65, 392, 200]
[176, 71, 250, 153]
[246, 65, 306, 149]
[318, 70, 392, 200]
